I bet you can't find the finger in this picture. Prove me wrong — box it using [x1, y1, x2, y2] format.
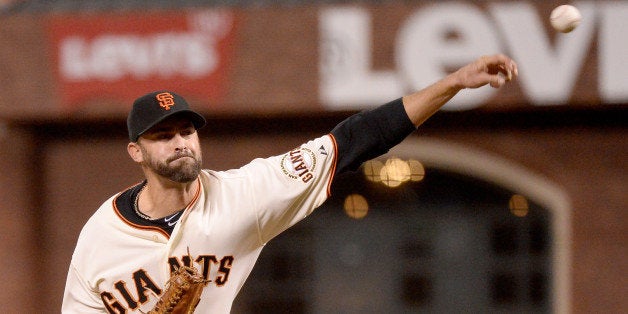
[473, 71, 502, 88]
[505, 66, 513, 81]
[492, 55, 518, 81]
[497, 64, 512, 81]
[506, 60, 519, 81]
[481, 54, 515, 71]
[501, 57, 517, 78]
[482, 53, 511, 66]
[491, 75, 506, 88]
[502, 59, 518, 78]
[482, 73, 505, 88]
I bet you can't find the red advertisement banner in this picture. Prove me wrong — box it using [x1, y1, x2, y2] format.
[47, 9, 237, 112]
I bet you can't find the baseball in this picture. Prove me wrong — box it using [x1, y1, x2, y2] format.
[550, 5, 582, 33]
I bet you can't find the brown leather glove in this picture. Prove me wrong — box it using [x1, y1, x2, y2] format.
[148, 265, 208, 314]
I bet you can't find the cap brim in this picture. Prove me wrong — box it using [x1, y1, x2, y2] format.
[135, 110, 206, 141]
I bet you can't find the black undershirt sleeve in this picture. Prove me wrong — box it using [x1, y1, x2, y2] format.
[330, 98, 417, 175]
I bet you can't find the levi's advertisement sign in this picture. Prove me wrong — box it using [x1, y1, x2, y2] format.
[318, 2, 628, 111]
[41, 2, 627, 115]
[47, 10, 236, 111]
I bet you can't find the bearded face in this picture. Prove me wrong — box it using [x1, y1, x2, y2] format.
[140, 144, 202, 183]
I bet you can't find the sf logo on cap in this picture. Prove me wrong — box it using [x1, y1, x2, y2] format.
[156, 92, 175, 110]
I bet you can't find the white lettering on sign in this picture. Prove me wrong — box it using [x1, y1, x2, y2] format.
[319, 8, 403, 107]
[598, 2, 628, 103]
[319, 1, 628, 110]
[397, 2, 501, 110]
[490, 1, 595, 105]
[59, 12, 231, 82]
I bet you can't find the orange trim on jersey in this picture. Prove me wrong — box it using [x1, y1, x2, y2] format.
[112, 177, 202, 239]
[326, 134, 339, 197]
[112, 195, 171, 239]
[180, 177, 202, 219]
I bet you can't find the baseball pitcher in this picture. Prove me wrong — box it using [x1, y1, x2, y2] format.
[62, 54, 517, 313]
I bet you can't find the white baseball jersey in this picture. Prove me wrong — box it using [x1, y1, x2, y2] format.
[62, 135, 338, 313]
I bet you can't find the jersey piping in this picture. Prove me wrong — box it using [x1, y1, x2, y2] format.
[326, 133, 339, 197]
[112, 177, 202, 239]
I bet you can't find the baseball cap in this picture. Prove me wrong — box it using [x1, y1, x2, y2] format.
[127, 90, 206, 142]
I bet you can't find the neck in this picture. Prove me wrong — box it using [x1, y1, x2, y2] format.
[137, 177, 199, 220]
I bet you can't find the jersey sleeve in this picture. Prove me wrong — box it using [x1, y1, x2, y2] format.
[241, 100, 415, 243]
[62, 263, 106, 313]
[238, 135, 337, 244]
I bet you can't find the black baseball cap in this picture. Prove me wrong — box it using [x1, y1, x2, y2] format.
[127, 90, 206, 142]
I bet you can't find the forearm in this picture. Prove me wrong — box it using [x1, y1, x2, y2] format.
[402, 54, 518, 126]
[402, 73, 462, 126]
[330, 54, 518, 175]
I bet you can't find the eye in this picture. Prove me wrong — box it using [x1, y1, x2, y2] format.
[181, 127, 195, 136]
[157, 133, 173, 140]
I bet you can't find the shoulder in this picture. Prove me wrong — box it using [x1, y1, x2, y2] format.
[240, 134, 337, 173]
[75, 180, 143, 245]
[197, 134, 337, 189]
[77, 193, 121, 239]
[70, 193, 120, 264]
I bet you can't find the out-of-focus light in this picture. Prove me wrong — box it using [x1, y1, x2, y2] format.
[407, 159, 425, 182]
[509, 194, 529, 217]
[365, 158, 426, 187]
[380, 158, 410, 187]
[344, 194, 369, 219]
[363, 160, 384, 182]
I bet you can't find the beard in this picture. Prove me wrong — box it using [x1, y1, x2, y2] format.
[141, 147, 202, 183]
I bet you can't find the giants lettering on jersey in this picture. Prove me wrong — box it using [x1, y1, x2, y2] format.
[280, 147, 317, 183]
[100, 254, 234, 313]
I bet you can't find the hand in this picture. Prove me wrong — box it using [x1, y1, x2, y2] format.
[453, 54, 518, 89]
[401, 53, 518, 126]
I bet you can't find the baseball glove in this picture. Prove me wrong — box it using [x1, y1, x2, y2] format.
[148, 265, 208, 314]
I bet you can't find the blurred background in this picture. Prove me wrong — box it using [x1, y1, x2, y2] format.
[0, 0, 625, 313]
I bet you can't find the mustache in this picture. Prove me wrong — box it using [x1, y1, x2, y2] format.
[167, 150, 195, 163]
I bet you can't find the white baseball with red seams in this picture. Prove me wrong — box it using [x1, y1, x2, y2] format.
[550, 5, 582, 33]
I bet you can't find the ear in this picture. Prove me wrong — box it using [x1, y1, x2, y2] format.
[127, 142, 144, 163]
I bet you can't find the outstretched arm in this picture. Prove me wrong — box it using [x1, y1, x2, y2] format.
[331, 54, 518, 174]
[402, 54, 518, 126]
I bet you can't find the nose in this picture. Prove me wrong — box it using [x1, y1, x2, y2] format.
[172, 133, 188, 151]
